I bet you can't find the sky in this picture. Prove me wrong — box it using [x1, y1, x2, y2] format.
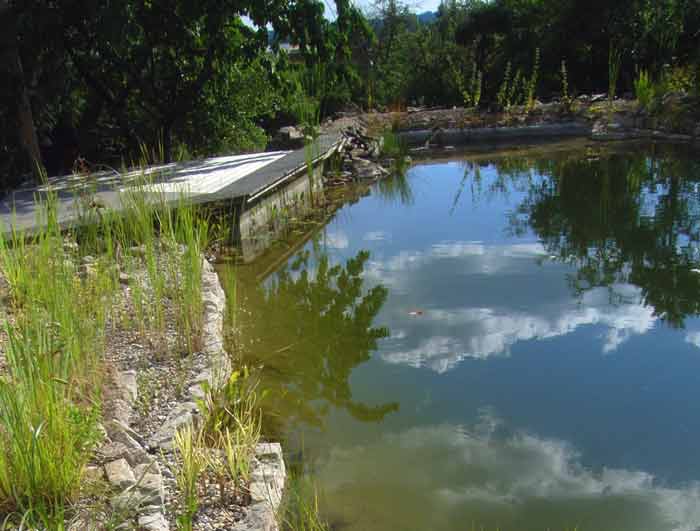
[325, 0, 443, 18]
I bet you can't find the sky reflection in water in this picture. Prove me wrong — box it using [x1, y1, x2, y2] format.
[234, 142, 700, 531]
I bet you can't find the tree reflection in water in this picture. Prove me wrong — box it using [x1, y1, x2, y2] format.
[234, 244, 398, 438]
[462, 143, 700, 328]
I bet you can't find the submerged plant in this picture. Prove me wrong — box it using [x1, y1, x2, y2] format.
[277, 476, 330, 531]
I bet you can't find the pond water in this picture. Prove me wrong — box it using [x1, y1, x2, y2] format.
[227, 140, 700, 531]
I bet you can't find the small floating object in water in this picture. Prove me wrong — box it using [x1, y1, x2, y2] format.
[408, 310, 424, 316]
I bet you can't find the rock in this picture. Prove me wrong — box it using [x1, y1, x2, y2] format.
[108, 419, 144, 446]
[132, 462, 165, 505]
[352, 158, 384, 180]
[138, 473, 165, 506]
[83, 465, 105, 484]
[79, 263, 97, 278]
[138, 511, 169, 531]
[369, 138, 383, 159]
[662, 90, 686, 106]
[118, 272, 130, 285]
[591, 120, 635, 141]
[67, 514, 101, 531]
[104, 458, 136, 489]
[269, 126, 305, 150]
[130, 245, 146, 257]
[97, 442, 131, 463]
[134, 462, 160, 478]
[147, 401, 198, 450]
[96, 422, 109, 442]
[81, 255, 96, 265]
[106, 421, 149, 465]
[110, 397, 133, 426]
[112, 487, 150, 512]
[63, 240, 79, 253]
[249, 443, 286, 509]
[590, 93, 607, 103]
[278, 126, 304, 140]
[235, 503, 279, 531]
[116, 370, 137, 404]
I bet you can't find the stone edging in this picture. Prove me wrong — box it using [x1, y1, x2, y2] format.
[397, 122, 591, 147]
[93, 257, 285, 531]
[591, 120, 695, 142]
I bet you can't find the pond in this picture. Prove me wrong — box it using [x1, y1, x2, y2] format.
[225, 139, 700, 531]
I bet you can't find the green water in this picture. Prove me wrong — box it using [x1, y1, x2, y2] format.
[227, 140, 700, 531]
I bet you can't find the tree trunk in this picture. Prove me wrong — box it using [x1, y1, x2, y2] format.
[0, 1, 46, 182]
[162, 123, 172, 163]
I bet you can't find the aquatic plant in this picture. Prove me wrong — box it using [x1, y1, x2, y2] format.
[277, 475, 330, 531]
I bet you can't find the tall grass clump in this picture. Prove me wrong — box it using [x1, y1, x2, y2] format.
[459, 38, 483, 109]
[167, 196, 210, 354]
[608, 42, 623, 106]
[634, 69, 654, 110]
[560, 59, 574, 113]
[0, 160, 214, 526]
[497, 61, 513, 111]
[173, 425, 206, 531]
[525, 48, 540, 111]
[380, 129, 407, 160]
[0, 191, 106, 526]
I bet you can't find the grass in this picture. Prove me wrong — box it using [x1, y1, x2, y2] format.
[525, 48, 540, 111]
[379, 129, 407, 160]
[173, 425, 206, 531]
[277, 476, 330, 531]
[0, 162, 214, 528]
[634, 69, 654, 110]
[608, 43, 622, 107]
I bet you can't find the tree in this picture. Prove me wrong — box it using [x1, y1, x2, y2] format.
[0, 0, 45, 181]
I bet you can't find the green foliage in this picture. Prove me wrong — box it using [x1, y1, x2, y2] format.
[196, 367, 265, 441]
[278, 475, 330, 531]
[0, 195, 105, 524]
[173, 425, 206, 531]
[497, 61, 513, 110]
[1, 0, 335, 182]
[380, 130, 408, 159]
[608, 42, 623, 104]
[635, 69, 655, 109]
[0, 168, 218, 525]
[525, 48, 540, 111]
[560, 60, 573, 111]
[460, 39, 483, 108]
